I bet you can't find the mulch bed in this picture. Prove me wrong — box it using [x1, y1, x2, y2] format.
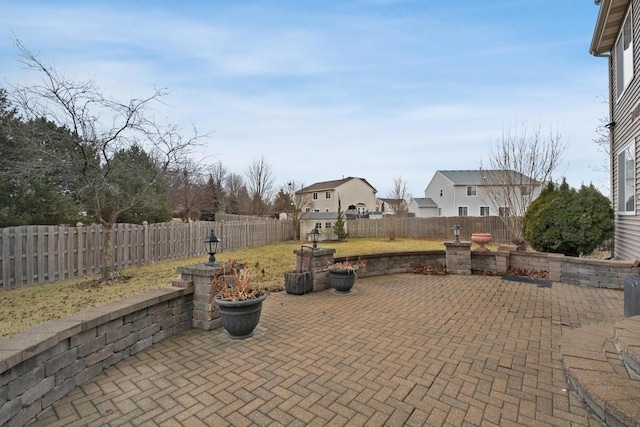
[411, 265, 449, 275]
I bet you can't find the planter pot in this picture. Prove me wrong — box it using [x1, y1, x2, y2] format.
[329, 268, 358, 294]
[284, 271, 312, 295]
[215, 292, 268, 339]
[471, 233, 492, 252]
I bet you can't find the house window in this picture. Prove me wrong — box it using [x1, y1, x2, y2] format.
[458, 206, 468, 216]
[480, 206, 490, 216]
[325, 191, 331, 199]
[618, 142, 636, 213]
[326, 222, 332, 229]
[315, 222, 322, 229]
[314, 209, 320, 212]
[466, 186, 477, 196]
[325, 209, 329, 212]
[357, 206, 367, 215]
[499, 207, 510, 217]
[438, 208, 442, 216]
[439, 189, 443, 197]
[312, 192, 318, 200]
[616, 7, 634, 98]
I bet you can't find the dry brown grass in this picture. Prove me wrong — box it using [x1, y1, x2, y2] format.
[0, 237, 479, 338]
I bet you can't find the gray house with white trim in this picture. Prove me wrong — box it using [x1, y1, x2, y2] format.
[410, 170, 543, 218]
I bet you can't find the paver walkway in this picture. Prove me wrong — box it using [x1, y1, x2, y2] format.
[30, 274, 623, 426]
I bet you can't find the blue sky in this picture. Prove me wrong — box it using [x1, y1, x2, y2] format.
[0, 0, 608, 198]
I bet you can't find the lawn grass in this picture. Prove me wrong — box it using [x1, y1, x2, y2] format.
[0, 237, 463, 338]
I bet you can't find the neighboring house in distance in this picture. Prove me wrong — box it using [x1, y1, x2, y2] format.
[410, 170, 543, 218]
[591, 0, 639, 259]
[376, 198, 408, 216]
[408, 197, 438, 218]
[299, 212, 339, 241]
[297, 177, 377, 239]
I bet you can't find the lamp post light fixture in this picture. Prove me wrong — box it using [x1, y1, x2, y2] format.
[451, 224, 461, 243]
[204, 230, 221, 266]
[310, 227, 320, 249]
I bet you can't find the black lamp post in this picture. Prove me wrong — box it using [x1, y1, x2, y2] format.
[451, 224, 461, 243]
[310, 227, 320, 249]
[204, 230, 221, 266]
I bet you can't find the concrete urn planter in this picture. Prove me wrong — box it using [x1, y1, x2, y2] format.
[471, 233, 493, 252]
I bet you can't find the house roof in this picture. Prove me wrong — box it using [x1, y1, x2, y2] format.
[299, 177, 377, 193]
[591, 0, 629, 55]
[378, 198, 404, 204]
[300, 212, 338, 220]
[411, 198, 437, 207]
[437, 170, 540, 186]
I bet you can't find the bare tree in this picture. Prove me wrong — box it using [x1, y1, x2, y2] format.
[388, 176, 412, 216]
[285, 180, 315, 240]
[225, 172, 251, 215]
[167, 158, 207, 222]
[590, 101, 611, 192]
[202, 160, 227, 218]
[8, 41, 201, 280]
[245, 155, 276, 216]
[483, 123, 566, 246]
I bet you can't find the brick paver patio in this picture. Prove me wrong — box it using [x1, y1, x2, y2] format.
[30, 274, 622, 426]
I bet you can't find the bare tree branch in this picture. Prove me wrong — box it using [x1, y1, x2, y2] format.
[482, 122, 566, 245]
[245, 155, 276, 216]
[7, 40, 203, 280]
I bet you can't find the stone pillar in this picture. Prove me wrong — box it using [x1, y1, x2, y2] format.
[548, 253, 564, 282]
[445, 241, 472, 275]
[175, 263, 235, 330]
[293, 247, 336, 291]
[495, 244, 518, 275]
[495, 249, 510, 275]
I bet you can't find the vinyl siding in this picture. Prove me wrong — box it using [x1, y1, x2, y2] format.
[611, 0, 640, 259]
[425, 173, 455, 216]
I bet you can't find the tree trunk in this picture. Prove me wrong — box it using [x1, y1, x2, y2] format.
[99, 223, 114, 281]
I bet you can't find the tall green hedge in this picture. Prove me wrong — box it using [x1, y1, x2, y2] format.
[522, 180, 613, 257]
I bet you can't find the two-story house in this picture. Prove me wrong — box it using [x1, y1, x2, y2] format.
[297, 177, 377, 240]
[591, 0, 640, 259]
[409, 170, 543, 218]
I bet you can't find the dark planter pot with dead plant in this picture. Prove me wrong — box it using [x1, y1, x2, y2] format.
[214, 260, 267, 339]
[328, 259, 365, 294]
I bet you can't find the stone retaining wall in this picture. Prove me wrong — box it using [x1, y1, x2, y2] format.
[0, 287, 193, 427]
[333, 250, 446, 277]
[335, 248, 639, 290]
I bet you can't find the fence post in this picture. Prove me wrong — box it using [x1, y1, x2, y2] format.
[15, 227, 23, 287]
[188, 221, 193, 257]
[76, 222, 84, 279]
[143, 221, 149, 264]
[1, 228, 10, 289]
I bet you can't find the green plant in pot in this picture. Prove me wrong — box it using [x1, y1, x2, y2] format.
[214, 260, 267, 339]
[328, 258, 366, 294]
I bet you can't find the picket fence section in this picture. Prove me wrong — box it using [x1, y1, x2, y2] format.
[346, 216, 518, 244]
[0, 218, 294, 288]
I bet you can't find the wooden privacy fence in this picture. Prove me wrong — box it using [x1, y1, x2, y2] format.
[346, 216, 519, 244]
[0, 218, 294, 289]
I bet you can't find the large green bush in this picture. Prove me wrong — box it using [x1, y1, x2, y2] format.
[522, 180, 613, 257]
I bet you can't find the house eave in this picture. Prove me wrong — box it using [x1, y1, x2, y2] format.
[590, 0, 629, 56]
